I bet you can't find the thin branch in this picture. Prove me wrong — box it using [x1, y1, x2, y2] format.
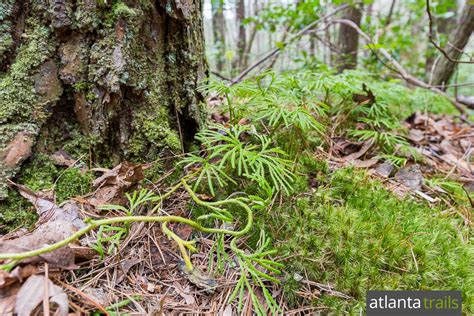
[426, 0, 474, 64]
[328, 19, 468, 115]
[428, 55, 441, 85]
[385, 0, 397, 27]
[211, 71, 232, 81]
[433, 82, 474, 88]
[309, 31, 343, 54]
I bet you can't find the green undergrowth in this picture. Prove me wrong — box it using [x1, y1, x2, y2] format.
[19, 154, 93, 203]
[180, 70, 472, 314]
[203, 68, 460, 169]
[2, 67, 471, 315]
[265, 163, 472, 314]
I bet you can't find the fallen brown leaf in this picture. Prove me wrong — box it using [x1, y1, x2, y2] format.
[351, 157, 379, 168]
[89, 161, 144, 205]
[15, 275, 68, 316]
[341, 139, 374, 163]
[375, 161, 394, 178]
[0, 183, 86, 268]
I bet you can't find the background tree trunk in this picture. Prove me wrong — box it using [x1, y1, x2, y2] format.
[233, 0, 247, 71]
[431, 1, 474, 88]
[211, 0, 227, 72]
[425, 5, 456, 82]
[334, 3, 363, 72]
[0, 0, 206, 199]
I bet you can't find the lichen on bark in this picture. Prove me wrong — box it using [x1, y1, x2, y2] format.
[0, 0, 206, 201]
[0, 7, 61, 199]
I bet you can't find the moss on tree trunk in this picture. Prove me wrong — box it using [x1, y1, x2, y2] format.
[0, 0, 207, 199]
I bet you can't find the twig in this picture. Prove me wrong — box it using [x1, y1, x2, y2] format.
[57, 279, 110, 315]
[426, 0, 473, 64]
[310, 31, 343, 54]
[211, 71, 232, 81]
[43, 263, 50, 316]
[385, 0, 397, 27]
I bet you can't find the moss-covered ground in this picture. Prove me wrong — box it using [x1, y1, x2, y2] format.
[261, 160, 472, 314]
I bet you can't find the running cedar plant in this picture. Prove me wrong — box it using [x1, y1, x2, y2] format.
[99, 185, 283, 316]
[180, 123, 295, 195]
[0, 179, 284, 315]
[228, 229, 285, 315]
[91, 189, 156, 258]
[199, 78, 258, 124]
[244, 71, 330, 156]
[204, 69, 448, 169]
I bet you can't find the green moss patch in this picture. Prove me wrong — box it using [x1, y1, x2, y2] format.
[0, 190, 37, 233]
[55, 168, 94, 203]
[0, 154, 94, 232]
[0, 18, 55, 124]
[18, 154, 93, 204]
[265, 166, 472, 314]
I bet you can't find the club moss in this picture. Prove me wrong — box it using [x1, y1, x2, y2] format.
[263, 163, 472, 314]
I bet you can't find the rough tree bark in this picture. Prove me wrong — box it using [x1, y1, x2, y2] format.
[211, 0, 227, 72]
[431, 1, 474, 88]
[334, 3, 363, 72]
[0, 0, 206, 199]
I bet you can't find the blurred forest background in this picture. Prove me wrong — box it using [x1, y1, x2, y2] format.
[202, 0, 473, 97]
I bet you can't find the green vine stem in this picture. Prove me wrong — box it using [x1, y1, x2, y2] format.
[0, 179, 254, 272]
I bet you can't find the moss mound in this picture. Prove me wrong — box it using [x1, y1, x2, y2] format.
[266, 165, 472, 314]
[0, 154, 94, 232]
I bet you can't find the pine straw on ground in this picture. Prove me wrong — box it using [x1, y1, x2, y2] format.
[53, 187, 319, 315]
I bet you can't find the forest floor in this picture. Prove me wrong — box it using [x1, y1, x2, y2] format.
[0, 70, 473, 315]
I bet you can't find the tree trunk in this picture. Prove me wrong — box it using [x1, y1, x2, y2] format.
[0, 0, 206, 199]
[334, 3, 363, 72]
[241, 0, 259, 70]
[431, 1, 474, 88]
[425, 5, 456, 82]
[233, 0, 247, 71]
[211, 0, 227, 72]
